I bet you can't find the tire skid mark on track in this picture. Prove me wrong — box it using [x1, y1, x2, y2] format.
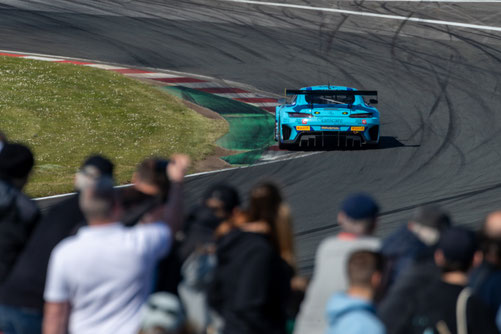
[4, 0, 501, 273]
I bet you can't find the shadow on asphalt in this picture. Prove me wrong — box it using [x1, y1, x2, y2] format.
[285, 136, 418, 151]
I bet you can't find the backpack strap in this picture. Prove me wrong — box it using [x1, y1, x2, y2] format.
[456, 287, 471, 334]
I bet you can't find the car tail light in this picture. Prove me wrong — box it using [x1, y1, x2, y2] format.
[288, 113, 312, 118]
[349, 113, 373, 118]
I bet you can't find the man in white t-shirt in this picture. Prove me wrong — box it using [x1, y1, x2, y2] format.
[43, 155, 189, 334]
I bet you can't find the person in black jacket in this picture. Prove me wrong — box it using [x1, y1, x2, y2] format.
[398, 227, 498, 334]
[469, 212, 501, 315]
[208, 184, 292, 334]
[0, 154, 113, 334]
[0, 142, 38, 283]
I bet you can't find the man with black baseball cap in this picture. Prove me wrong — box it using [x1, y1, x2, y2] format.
[0, 154, 113, 334]
[294, 193, 381, 334]
[401, 227, 498, 334]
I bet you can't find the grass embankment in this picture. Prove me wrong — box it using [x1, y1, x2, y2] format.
[0, 56, 228, 197]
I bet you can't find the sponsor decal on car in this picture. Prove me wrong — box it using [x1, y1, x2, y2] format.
[296, 126, 311, 131]
[302, 119, 308, 124]
[321, 126, 340, 130]
[362, 120, 367, 125]
[351, 126, 365, 131]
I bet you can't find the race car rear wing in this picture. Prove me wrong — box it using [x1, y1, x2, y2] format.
[283, 89, 378, 105]
[285, 89, 377, 96]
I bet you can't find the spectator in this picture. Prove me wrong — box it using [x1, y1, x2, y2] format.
[239, 182, 303, 333]
[400, 227, 498, 334]
[208, 184, 292, 334]
[469, 211, 501, 313]
[43, 155, 189, 334]
[178, 184, 236, 262]
[381, 205, 450, 285]
[0, 142, 38, 282]
[378, 206, 451, 333]
[294, 193, 380, 334]
[178, 184, 240, 334]
[241, 182, 296, 270]
[326, 250, 386, 334]
[0, 142, 39, 333]
[121, 156, 188, 295]
[0, 155, 113, 334]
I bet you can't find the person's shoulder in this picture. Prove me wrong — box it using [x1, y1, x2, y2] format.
[241, 231, 272, 248]
[13, 188, 40, 222]
[318, 235, 380, 254]
[132, 221, 170, 234]
[468, 292, 494, 312]
[50, 233, 81, 260]
[467, 293, 499, 333]
[336, 308, 386, 334]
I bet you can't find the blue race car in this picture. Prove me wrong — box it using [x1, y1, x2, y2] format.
[275, 86, 380, 148]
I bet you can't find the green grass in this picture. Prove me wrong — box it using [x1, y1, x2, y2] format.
[0, 56, 228, 197]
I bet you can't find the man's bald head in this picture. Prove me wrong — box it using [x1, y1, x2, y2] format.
[484, 211, 501, 238]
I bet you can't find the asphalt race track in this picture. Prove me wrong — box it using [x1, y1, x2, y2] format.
[2, 0, 501, 273]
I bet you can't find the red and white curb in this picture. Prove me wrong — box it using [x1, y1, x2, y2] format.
[0, 50, 279, 114]
[0, 50, 318, 203]
[0, 50, 291, 153]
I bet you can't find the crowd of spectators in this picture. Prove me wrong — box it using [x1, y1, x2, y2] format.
[0, 134, 500, 334]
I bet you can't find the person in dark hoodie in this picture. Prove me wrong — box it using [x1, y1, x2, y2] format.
[381, 205, 451, 286]
[326, 250, 386, 334]
[0, 142, 40, 333]
[378, 205, 451, 333]
[0, 154, 112, 334]
[469, 211, 501, 316]
[0, 142, 38, 281]
[208, 184, 292, 334]
[400, 227, 498, 334]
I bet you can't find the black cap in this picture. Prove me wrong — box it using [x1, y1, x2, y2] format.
[411, 205, 451, 230]
[438, 227, 477, 264]
[341, 193, 379, 220]
[0, 143, 34, 179]
[81, 155, 114, 177]
[203, 184, 240, 213]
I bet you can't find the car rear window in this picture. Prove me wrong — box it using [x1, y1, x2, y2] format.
[305, 93, 355, 105]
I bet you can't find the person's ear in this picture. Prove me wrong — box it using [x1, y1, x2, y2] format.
[435, 249, 445, 266]
[338, 212, 346, 226]
[131, 172, 138, 184]
[473, 250, 483, 268]
[371, 271, 382, 289]
[408, 221, 415, 230]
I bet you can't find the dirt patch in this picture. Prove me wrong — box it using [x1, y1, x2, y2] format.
[181, 99, 224, 121]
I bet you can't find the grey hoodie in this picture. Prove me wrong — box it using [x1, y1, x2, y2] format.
[326, 292, 386, 334]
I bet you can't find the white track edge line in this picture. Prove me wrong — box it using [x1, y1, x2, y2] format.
[35, 152, 320, 201]
[221, 0, 501, 32]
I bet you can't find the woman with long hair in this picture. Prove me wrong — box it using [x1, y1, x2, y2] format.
[243, 182, 297, 270]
